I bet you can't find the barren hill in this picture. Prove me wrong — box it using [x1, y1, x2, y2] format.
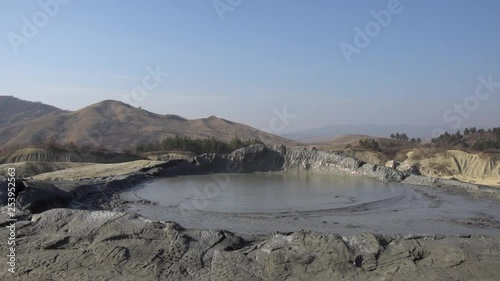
[0, 95, 64, 128]
[0, 99, 295, 151]
[319, 134, 373, 147]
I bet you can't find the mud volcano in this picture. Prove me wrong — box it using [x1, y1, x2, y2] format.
[2, 145, 500, 280]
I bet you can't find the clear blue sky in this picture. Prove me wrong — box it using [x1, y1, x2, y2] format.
[1, 0, 499, 133]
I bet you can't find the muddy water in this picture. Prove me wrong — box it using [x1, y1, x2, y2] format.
[123, 173, 403, 213]
[121, 172, 500, 236]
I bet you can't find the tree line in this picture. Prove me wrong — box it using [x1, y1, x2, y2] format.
[390, 132, 421, 144]
[135, 135, 264, 155]
[431, 127, 500, 151]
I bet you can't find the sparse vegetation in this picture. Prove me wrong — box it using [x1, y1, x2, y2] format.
[431, 127, 500, 151]
[471, 139, 500, 151]
[390, 132, 409, 141]
[166, 114, 187, 120]
[431, 130, 463, 145]
[0, 137, 124, 158]
[358, 139, 380, 152]
[390, 132, 421, 144]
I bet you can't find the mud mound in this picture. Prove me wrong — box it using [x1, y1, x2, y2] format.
[447, 150, 499, 177]
[0, 162, 92, 178]
[409, 150, 500, 187]
[33, 160, 165, 181]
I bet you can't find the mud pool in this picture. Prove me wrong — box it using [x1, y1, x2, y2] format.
[121, 172, 500, 236]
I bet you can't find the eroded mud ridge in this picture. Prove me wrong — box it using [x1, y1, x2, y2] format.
[192, 144, 494, 191]
[1, 209, 499, 281]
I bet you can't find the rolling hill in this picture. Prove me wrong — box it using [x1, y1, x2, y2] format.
[0, 97, 296, 151]
[0, 96, 65, 128]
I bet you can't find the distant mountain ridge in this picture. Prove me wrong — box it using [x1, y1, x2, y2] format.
[0, 96, 295, 151]
[283, 124, 440, 142]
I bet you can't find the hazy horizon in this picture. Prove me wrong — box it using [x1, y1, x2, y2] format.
[1, 0, 499, 134]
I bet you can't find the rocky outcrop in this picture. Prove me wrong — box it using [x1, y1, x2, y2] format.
[385, 160, 421, 177]
[193, 144, 284, 173]
[1, 208, 499, 281]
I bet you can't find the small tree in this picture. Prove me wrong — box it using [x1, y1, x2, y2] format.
[229, 136, 243, 150]
[359, 139, 380, 151]
[46, 136, 59, 149]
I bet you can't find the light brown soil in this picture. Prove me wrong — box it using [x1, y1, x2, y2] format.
[33, 160, 165, 181]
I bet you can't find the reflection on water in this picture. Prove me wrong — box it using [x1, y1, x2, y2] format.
[123, 172, 403, 213]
